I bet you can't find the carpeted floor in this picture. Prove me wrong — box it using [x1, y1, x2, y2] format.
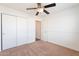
[0, 40, 79, 56]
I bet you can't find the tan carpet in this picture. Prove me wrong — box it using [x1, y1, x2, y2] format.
[0, 40, 79, 56]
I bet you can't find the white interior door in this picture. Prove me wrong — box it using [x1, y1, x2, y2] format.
[27, 18, 35, 43]
[0, 14, 1, 51]
[2, 14, 16, 50]
[17, 17, 28, 46]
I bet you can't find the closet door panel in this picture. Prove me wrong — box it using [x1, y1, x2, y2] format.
[27, 18, 35, 43]
[2, 14, 16, 50]
[17, 17, 28, 46]
[0, 14, 1, 51]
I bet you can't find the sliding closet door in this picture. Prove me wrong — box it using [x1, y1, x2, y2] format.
[17, 17, 28, 46]
[2, 14, 16, 50]
[0, 14, 1, 51]
[27, 18, 35, 43]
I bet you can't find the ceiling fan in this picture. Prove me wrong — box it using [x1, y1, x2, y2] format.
[26, 3, 56, 16]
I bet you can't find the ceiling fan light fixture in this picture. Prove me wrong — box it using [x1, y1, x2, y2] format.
[26, 3, 56, 15]
[37, 8, 44, 13]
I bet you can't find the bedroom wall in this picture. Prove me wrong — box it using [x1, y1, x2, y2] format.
[42, 4, 79, 51]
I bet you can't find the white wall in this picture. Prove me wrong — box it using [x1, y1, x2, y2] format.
[42, 5, 79, 51]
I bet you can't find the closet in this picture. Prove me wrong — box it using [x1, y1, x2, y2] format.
[0, 14, 1, 51]
[0, 13, 35, 51]
[2, 14, 17, 50]
[17, 17, 28, 46]
[27, 18, 35, 43]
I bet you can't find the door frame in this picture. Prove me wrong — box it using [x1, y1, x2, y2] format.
[35, 20, 41, 41]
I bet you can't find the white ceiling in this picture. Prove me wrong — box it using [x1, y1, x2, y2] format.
[0, 3, 79, 16]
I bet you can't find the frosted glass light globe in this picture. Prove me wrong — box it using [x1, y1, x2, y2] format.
[37, 8, 44, 12]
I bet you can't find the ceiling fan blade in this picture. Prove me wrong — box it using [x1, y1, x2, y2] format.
[37, 3, 41, 8]
[44, 10, 50, 14]
[26, 8, 37, 10]
[36, 12, 39, 16]
[44, 3, 56, 8]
